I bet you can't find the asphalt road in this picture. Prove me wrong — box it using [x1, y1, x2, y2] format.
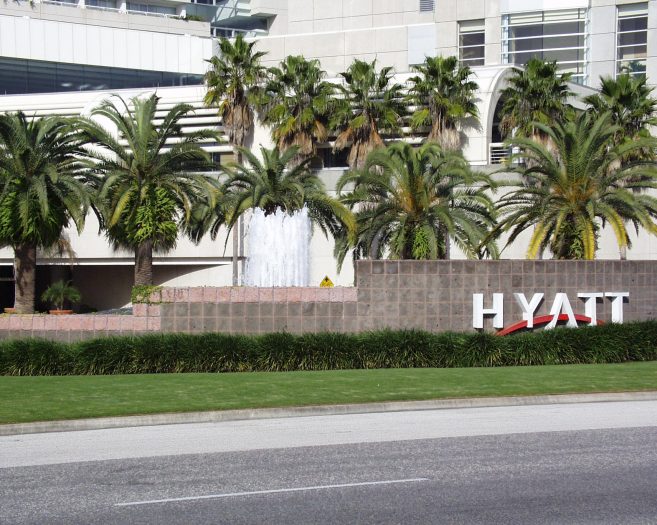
[1, 401, 657, 524]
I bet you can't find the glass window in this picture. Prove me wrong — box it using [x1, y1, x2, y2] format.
[86, 0, 117, 8]
[127, 2, 175, 15]
[502, 9, 588, 84]
[459, 19, 485, 66]
[0, 57, 203, 95]
[617, 3, 648, 77]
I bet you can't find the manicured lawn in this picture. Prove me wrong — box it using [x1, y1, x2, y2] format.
[1, 362, 656, 424]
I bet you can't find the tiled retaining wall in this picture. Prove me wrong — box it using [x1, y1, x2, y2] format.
[1, 260, 656, 340]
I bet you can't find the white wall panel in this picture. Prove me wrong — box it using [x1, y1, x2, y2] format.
[86, 24, 102, 65]
[30, 19, 46, 60]
[58, 23, 75, 64]
[152, 33, 167, 72]
[125, 31, 141, 69]
[43, 23, 60, 62]
[165, 34, 179, 71]
[139, 32, 154, 71]
[72, 23, 87, 64]
[0, 15, 209, 74]
[0, 17, 17, 57]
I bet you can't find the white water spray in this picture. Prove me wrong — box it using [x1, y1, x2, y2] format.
[244, 207, 311, 287]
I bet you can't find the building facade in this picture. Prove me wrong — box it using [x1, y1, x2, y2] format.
[0, 0, 656, 311]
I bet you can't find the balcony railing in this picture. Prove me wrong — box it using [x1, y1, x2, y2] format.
[489, 143, 512, 164]
[40, 0, 185, 20]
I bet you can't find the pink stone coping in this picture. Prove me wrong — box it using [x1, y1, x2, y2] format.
[152, 287, 358, 303]
[0, 314, 159, 332]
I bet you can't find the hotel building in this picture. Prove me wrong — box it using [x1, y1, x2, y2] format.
[0, 0, 655, 309]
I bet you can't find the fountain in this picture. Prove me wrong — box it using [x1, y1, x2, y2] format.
[244, 207, 312, 287]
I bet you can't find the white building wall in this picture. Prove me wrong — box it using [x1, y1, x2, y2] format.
[0, 13, 212, 74]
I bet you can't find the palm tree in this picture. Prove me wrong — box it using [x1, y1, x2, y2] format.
[218, 145, 354, 241]
[262, 55, 336, 161]
[497, 112, 657, 260]
[408, 55, 479, 150]
[204, 35, 267, 157]
[79, 94, 215, 287]
[499, 58, 573, 142]
[0, 113, 90, 313]
[332, 59, 406, 169]
[335, 142, 497, 267]
[204, 35, 267, 284]
[585, 73, 657, 157]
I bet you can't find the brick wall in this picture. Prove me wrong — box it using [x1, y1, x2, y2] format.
[1, 260, 655, 340]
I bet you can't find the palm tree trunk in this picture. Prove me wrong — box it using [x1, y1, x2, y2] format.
[134, 240, 154, 286]
[14, 243, 37, 314]
[232, 149, 242, 286]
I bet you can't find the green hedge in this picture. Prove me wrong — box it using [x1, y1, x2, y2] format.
[1, 321, 657, 376]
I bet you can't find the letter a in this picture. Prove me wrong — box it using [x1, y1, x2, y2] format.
[546, 293, 578, 329]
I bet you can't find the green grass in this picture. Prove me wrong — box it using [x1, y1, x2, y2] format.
[1, 362, 656, 424]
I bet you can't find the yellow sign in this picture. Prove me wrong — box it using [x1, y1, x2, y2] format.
[320, 276, 334, 288]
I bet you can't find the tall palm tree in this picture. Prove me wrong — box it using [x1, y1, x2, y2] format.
[408, 55, 479, 150]
[332, 59, 406, 170]
[79, 94, 215, 287]
[497, 112, 657, 260]
[217, 145, 354, 241]
[585, 73, 657, 156]
[0, 113, 90, 313]
[204, 35, 267, 284]
[499, 58, 573, 142]
[335, 142, 497, 267]
[204, 35, 267, 157]
[262, 55, 336, 161]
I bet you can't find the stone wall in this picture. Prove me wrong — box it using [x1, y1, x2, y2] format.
[1, 260, 656, 340]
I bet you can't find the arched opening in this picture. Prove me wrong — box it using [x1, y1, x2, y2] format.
[489, 95, 511, 164]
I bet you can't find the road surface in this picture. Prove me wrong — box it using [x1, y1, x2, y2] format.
[1, 400, 656, 524]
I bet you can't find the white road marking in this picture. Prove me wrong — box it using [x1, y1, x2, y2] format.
[115, 478, 430, 507]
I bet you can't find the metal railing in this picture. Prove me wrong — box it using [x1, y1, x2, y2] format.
[489, 143, 511, 164]
[40, 0, 183, 20]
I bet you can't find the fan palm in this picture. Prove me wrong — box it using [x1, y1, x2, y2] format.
[262, 55, 336, 161]
[78, 94, 216, 286]
[218, 145, 355, 242]
[585, 73, 657, 157]
[332, 59, 406, 169]
[499, 58, 573, 142]
[408, 55, 479, 150]
[0, 113, 90, 313]
[204, 35, 267, 157]
[204, 35, 267, 284]
[335, 142, 497, 267]
[497, 112, 657, 260]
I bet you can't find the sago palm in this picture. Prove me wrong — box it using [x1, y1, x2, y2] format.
[262, 55, 336, 161]
[335, 142, 497, 267]
[408, 55, 479, 150]
[332, 59, 406, 169]
[79, 94, 215, 286]
[0, 113, 90, 313]
[497, 112, 657, 260]
[499, 58, 573, 141]
[219, 145, 355, 242]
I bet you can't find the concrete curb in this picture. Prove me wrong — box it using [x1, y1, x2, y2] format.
[3, 391, 657, 436]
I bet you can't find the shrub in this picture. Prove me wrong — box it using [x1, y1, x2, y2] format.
[0, 321, 656, 376]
